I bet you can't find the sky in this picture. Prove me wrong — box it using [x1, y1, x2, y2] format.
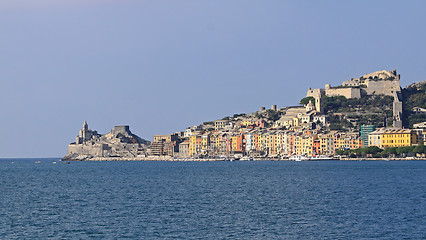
[1, 0, 426, 158]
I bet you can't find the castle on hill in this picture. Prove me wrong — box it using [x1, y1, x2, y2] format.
[63, 122, 150, 161]
[306, 69, 403, 127]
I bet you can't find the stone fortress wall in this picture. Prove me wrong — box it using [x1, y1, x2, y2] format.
[67, 143, 107, 157]
[306, 69, 403, 127]
[342, 69, 401, 96]
[63, 122, 150, 161]
[324, 84, 361, 99]
[364, 79, 400, 96]
[307, 69, 401, 102]
[112, 125, 130, 135]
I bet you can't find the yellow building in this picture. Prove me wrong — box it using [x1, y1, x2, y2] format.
[295, 135, 303, 155]
[214, 120, 229, 130]
[257, 132, 265, 151]
[333, 132, 362, 153]
[274, 132, 285, 155]
[265, 133, 274, 154]
[231, 135, 238, 152]
[189, 135, 202, 156]
[292, 133, 315, 156]
[381, 129, 417, 148]
[241, 120, 255, 127]
[266, 132, 283, 155]
[201, 134, 210, 155]
[317, 133, 334, 155]
[302, 135, 314, 156]
[214, 133, 228, 155]
[333, 135, 346, 152]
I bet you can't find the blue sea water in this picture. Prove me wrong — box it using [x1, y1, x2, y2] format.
[0, 159, 425, 239]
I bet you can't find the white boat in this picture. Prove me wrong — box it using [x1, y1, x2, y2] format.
[310, 155, 337, 161]
[240, 156, 254, 161]
[289, 155, 310, 161]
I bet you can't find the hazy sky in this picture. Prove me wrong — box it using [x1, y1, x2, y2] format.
[1, 1, 425, 157]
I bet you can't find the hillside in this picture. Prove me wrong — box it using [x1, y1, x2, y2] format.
[199, 94, 395, 132]
[402, 81, 426, 127]
[198, 81, 425, 132]
[321, 94, 394, 131]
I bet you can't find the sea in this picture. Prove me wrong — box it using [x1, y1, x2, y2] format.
[0, 159, 424, 239]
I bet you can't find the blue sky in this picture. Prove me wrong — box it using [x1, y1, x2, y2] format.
[1, 0, 425, 157]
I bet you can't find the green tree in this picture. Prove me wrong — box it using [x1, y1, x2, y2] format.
[414, 144, 426, 154]
[364, 146, 382, 155]
[382, 147, 397, 157]
[233, 113, 246, 118]
[335, 149, 350, 156]
[402, 82, 426, 127]
[265, 109, 280, 121]
[299, 96, 315, 105]
[396, 146, 415, 156]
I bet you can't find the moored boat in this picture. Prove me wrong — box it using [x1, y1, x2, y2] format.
[310, 155, 338, 161]
[289, 155, 310, 161]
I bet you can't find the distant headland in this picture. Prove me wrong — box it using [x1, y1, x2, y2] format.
[62, 122, 152, 161]
[63, 70, 426, 161]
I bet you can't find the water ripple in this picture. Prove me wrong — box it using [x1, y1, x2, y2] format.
[0, 160, 425, 239]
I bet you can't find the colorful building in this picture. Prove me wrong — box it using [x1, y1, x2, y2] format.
[189, 135, 202, 156]
[361, 125, 376, 147]
[381, 129, 418, 148]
